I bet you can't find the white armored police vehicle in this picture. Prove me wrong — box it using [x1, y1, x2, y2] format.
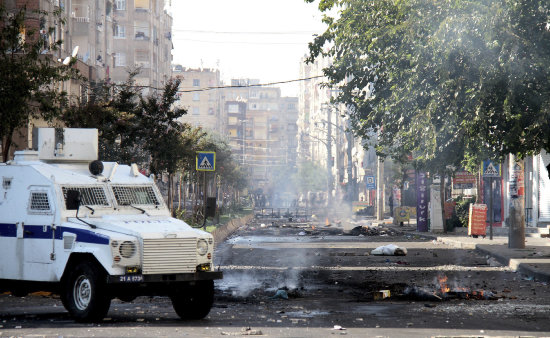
[0, 128, 222, 322]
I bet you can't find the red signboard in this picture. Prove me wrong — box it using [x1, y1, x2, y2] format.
[468, 204, 487, 236]
[453, 171, 477, 185]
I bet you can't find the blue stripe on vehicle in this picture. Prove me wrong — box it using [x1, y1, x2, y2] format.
[58, 226, 110, 245]
[0, 223, 16, 237]
[0, 223, 109, 245]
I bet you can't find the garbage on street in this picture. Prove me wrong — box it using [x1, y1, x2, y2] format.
[371, 244, 408, 256]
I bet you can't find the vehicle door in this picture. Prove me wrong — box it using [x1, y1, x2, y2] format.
[23, 185, 56, 264]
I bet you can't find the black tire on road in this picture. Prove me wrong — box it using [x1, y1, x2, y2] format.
[60, 261, 111, 322]
[171, 280, 214, 320]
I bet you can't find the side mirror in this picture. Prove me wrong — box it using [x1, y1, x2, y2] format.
[65, 190, 81, 210]
[547, 163, 550, 180]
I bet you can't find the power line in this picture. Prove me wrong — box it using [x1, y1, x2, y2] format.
[172, 38, 309, 46]
[176, 75, 324, 93]
[172, 29, 318, 35]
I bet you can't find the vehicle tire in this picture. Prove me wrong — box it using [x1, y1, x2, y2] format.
[60, 261, 111, 322]
[171, 280, 214, 320]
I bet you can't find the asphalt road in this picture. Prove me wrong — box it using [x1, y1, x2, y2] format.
[1, 219, 550, 337]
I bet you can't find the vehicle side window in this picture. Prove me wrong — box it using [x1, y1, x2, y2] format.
[28, 191, 52, 214]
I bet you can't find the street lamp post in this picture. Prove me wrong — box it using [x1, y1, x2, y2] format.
[240, 120, 248, 165]
[324, 104, 333, 208]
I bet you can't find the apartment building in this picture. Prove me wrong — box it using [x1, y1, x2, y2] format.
[172, 66, 222, 134]
[222, 80, 299, 192]
[1, 0, 173, 159]
[298, 55, 368, 202]
[109, 0, 173, 90]
[68, 0, 172, 90]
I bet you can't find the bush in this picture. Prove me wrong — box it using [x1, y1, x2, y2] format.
[448, 195, 476, 228]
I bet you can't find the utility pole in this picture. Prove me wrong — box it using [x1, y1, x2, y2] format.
[346, 129, 354, 201]
[241, 120, 246, 165]
[508, 154, 525, 248]
[377, 156, 384, 220]
[326, 105, 333, 208]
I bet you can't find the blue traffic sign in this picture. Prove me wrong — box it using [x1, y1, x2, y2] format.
[366, 175, 376, 190]
[196, 152, 216, 171]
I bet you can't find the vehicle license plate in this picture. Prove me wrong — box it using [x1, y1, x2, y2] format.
[119, 275, 144, 282]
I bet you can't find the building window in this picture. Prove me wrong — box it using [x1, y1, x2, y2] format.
[228, 104, 239, 113]
[114, 24, 125, 38]
[135, 0, 149, 11]
[135, 50, 150, 68]
[115, 0, 126, 10]
[135, 21, 150, 40]
[114, 52, 126, 67]
[192, 93, 200, 101]
[192, 107, 200, 115]
[192, 79, 200, 87]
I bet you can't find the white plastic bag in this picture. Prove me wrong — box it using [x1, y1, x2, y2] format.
[371, 244, 407, 256]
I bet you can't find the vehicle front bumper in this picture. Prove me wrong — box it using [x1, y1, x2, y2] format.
[107, 271, 223, 284]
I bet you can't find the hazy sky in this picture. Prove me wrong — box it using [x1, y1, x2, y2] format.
[170, 0, 326, 96]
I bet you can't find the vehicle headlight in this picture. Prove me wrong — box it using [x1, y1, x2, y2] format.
[197, 239, 208, 256]
[119, 241, 137, 258]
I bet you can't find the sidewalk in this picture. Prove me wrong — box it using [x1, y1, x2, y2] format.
[387, 220, 550, 283]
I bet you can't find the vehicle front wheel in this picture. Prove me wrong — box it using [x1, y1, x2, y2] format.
[60, 261, 111, 322]
[170, 280, 214, 320]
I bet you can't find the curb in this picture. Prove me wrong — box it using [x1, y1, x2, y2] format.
[439, 237, 550, 283]
[397, 228, 550, 283]
[211, 214, 253, 247]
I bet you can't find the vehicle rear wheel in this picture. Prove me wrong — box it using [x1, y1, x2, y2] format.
[60, 261, 111, 322]
[170, 280, 214, 320]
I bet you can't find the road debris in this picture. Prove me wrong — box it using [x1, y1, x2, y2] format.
[371, 244, 408, 256]
[348, 225, 400, 236]
[270, 289, 289, 300]
[487, 257, 503, 267]
[374, 290, 391, 300]
[221, 327, 263, 336]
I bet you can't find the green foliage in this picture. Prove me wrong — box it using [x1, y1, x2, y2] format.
[447, 195, 477, 228]
[63, 70, 145, 164]
[307, 0, 550, 171]
[0, 5, 81, 161]
[295, 160, 329, 194]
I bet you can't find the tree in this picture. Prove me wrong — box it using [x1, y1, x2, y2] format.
[307, 0, 550, 169]
[0, 5, 80, 162]
[307, 0, 550, 230]
[294, 160, 328, 207]
[63, 70, 144, 163]
[137, 78, 186, 176]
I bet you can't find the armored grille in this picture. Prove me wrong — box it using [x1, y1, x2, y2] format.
[111, 185, 160, 206]
[30, 192, 50, 211]
[62, 186, 110, 206]
[142, 238, 197, 274]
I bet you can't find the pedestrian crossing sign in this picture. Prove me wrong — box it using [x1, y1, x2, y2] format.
[196, 151, 216, 171]
[482, 160, 500, 177]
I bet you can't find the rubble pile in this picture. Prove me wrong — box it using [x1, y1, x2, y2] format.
[348, 225, 400, 237]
